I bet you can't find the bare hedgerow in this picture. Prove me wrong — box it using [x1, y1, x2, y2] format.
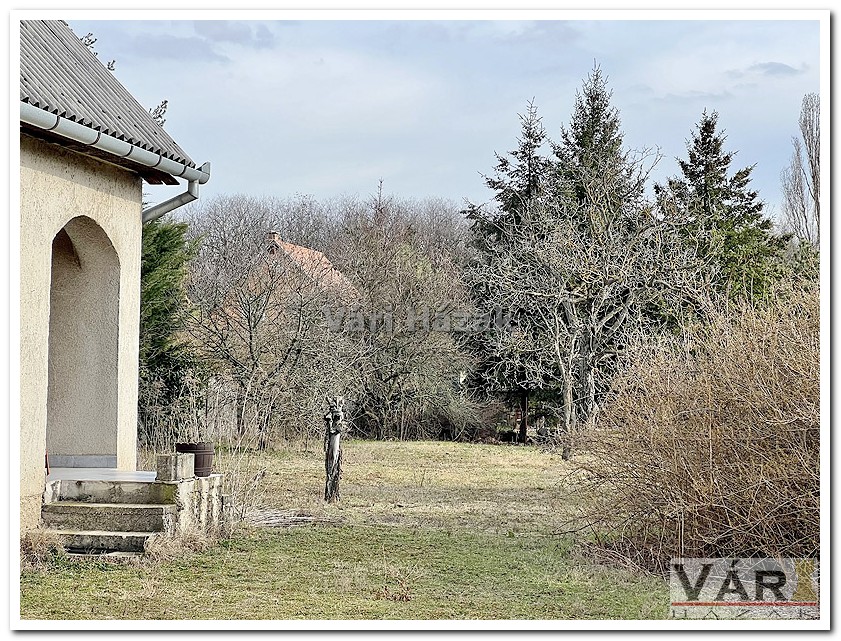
[569, 284, 819, 572]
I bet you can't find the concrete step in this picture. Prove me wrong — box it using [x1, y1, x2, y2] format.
[50, 479, 177, 505]
[42, 502, 176, 533]
[50, 529, 156, 554]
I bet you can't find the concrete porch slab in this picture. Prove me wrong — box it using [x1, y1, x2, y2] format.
[46, 468, 156, 482]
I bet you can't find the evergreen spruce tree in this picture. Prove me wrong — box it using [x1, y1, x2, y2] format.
[548, 66, 651, 428]
[467, 99, 553, 245]
[467, 68, 674, 448]
[465, 101, 554, 443]
[555, 68, 630, 203]
[656, 110, 788, 301]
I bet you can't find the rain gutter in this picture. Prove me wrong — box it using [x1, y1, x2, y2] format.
[20, 101, 211, 223]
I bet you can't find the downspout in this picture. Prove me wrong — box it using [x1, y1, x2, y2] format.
[141, 165, 210, 224]
[20, 101, 211, 222]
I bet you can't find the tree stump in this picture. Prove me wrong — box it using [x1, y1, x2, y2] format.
[324, 396, 345, 503]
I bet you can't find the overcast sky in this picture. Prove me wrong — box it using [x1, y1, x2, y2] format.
[64, 14, 822, 222]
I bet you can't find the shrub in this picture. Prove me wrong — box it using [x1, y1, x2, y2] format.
[571, 285, 819, 571]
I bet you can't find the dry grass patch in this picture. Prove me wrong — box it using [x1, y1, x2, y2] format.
[239, 440, 576, 534]
[20, 529, 68, 571]
[143, 529, 216, 563]
[21, 525, 668, 620]
[22, 440, 672, 620]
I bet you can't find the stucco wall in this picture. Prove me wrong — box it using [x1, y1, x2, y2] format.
[20, 134, 143, 532]
[47, 218, 121, 463]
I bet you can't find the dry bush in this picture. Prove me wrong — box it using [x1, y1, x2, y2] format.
[137, 370, 211, 460]
[20, 529, 68, 570]
[571, 286, 819, 571]
[143, 529, 215, 563]
[137, 375, 273, 524]
[214, 446, 268, 525]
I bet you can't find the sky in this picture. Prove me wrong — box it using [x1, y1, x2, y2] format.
[62, 13, 823, 223]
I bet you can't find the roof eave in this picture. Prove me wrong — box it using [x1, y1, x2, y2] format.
[21, 123, 180, 185]
[20, 101, 210, 186]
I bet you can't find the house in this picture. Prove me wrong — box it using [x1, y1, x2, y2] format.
[265, 231, 358, 301]
[18, 20, 211, 535]
[193, 231, 358, 446]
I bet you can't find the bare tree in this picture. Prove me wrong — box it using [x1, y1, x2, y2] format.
[468, 71, 703, 451]
[328, 191, 476, 441]
[781, 93, 820, 245]
[179, 191, 476, 447]
[470, 172, 700, 453]
[183, 195, 356, 448]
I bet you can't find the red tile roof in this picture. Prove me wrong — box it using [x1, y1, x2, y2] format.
[269, 238, 358, 299]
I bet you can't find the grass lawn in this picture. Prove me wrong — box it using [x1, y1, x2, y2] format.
[20, 440, 669, 620]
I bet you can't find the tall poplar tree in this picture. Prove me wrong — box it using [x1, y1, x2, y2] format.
[781, 93, 820, 246]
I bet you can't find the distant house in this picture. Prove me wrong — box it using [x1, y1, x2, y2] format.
[264, 231, 358, 302]
[201, 231, 357, 376]
[18, 20, 210, 533]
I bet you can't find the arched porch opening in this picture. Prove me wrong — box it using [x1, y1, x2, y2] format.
[47, 216, 120, 467]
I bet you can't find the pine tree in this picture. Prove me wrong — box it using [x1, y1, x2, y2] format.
[554, 66, 643, 229]
[656, 110, 788, 301]
[139, 219, 200, 402]
[468, 99, 552, 246]
[465, 101, 554, 443]
[467, 69, 679, 449]
[548, 66, 653, 429]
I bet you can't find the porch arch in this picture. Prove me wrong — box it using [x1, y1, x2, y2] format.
[47, 216, 120, 467]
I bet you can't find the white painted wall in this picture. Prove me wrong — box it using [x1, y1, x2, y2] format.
[20, 134, 143, 532]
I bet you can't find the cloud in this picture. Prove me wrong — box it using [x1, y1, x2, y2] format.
[105, 17, 818, 215]
[127, 33, 230, 63]
[655, 89, 735, 104]
[468, 20, 581, 44]
[192, 21, 276, 49]
[254, 24, 275, 48]
[626, 83, 656, 96]
[749, 61, 804, 76]
[727, 61, 806, 79]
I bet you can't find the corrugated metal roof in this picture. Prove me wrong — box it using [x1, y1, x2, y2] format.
[19, 20, 195, 168]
